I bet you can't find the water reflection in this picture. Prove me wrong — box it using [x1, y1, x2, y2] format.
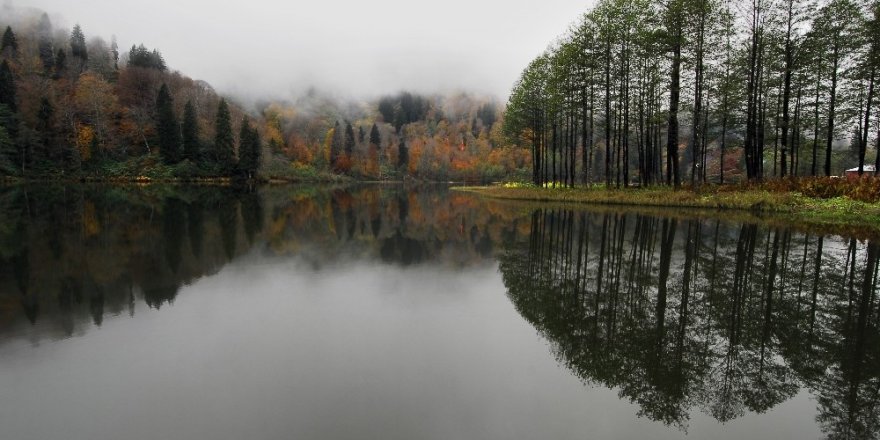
[0, 184, 525, 340]
[498, 209, 880, 438]
[2, 185, 878, 438]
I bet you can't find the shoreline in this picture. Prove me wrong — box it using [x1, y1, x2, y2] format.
[453, 184, 880, 239]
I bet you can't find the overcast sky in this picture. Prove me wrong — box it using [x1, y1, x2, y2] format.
[9, 0, 593, 101]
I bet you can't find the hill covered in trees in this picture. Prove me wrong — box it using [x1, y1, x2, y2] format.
[0, 8, 529, 182]
[504, 0, 880, 187]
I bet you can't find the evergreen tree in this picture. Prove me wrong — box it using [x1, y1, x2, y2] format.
[0, 60, 16, 112]
[330, 121, 342, 170]
[1, 26, 17, 58]
[344, 121, 355, 156]
[156, 84, 181, 164]
[0, 104, 20, 172]
[398, 139, 408, 170]
[70, 24, 88, 64]
[238, 116, 260, 178]
[369, 123, 381, 149]
[214, 98, 235, 170]
[358, 126, 365, 143]
[37, 14, 54, 74]
[128, 44, 166, 71]
[0, 124, 12, 174]
[182, 100, 200, 161]
[53, 49, 66, 79]
[36, 97, 54, 164]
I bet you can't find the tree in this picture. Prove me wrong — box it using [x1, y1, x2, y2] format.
[37, 14, 54, 74]
[214, 98, 235, 170]
[777, 0, 810, 177]
[35, 96, 56, 166]
[128, 44, 166, 71]
[1, 26, 17, 58]
[813, 0, 862, 176]
[0, 60, 15, 113]
[110, 35, 119, 71]
[857, 4, 880, 175]
[182, 100, 200, 161]
[238, 115, 260, 178]
[398, 138, 409, 170]
[0, 123, 12, 174]
[70, 24, 88, 72]
[156, 84, 181, 164]
[369, 123, 381, 148]
[54, 49, 66, 79]
[329, 121, 342, 171]
[344, 121, 355, 157]
[73, 74, 119, 161]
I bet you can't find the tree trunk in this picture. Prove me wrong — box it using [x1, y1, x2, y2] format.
[667, 30, 682, 189]
[859, 66, 875, 175]
[825, 47, 839, 177]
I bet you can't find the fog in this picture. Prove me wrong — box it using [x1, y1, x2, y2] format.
[7, 0, 594, 101]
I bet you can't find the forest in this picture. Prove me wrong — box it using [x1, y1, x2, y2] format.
[0, 9, 530, 182]
[504, 0, 880, 187]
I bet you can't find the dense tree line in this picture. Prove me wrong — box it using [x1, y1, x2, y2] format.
[0, 11, 266, 179]
[0, 7, 530, 183]
[259, 91, 530, 182]
[505, 0, 880, 187]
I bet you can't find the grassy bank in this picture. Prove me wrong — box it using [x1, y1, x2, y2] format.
[455, 182, 880, 238]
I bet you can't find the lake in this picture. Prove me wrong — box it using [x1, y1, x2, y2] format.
[0, 184, 876, 440]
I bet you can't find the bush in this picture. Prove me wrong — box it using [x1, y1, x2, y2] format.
[740, 177, 880, 203]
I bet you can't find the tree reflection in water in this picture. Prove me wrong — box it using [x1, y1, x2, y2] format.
[0, 184, 523, 338]
[499, 209, 880, 438]
[1, 185, 878, 438]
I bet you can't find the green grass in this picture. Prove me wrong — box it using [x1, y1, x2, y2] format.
[455, 183, 880, 239]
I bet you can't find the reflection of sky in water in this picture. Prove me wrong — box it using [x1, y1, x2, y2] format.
[0, 254, 820, 440]
[0, 185, 873, 440]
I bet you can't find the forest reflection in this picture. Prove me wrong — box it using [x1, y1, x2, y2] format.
[499, 209, 880, 438]
[0, 184, 527, 341]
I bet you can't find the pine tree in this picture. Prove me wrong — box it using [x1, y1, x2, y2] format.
[70, 24, 88, 64]
[238, 116, 260, 178]
[398, 139, 408, 170]
[344, 122, 355, 156]
[37, 14, 54, 74]
[156, 84, 181, 164]
[330, 121, 342, 171]
[1, 26, 17, 58]
[54, 49, 66, 79]
[370, 123, 381, 149]
[214, 98, 235, 170]
[0, 60, 16, 112]
[36, 97, 54, 149]
[0, 103, 20, 172]
[182, 100, 199, 161]
[128, 44, 167, 71]
[0, 123, 12, 174]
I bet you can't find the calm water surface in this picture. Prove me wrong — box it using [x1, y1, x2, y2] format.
[0, 184, 876, 439]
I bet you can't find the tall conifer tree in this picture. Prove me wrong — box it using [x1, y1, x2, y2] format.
[156, 84, 180, 164]
[214, 99, 235, 170]
[182, 100, 199, 161]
